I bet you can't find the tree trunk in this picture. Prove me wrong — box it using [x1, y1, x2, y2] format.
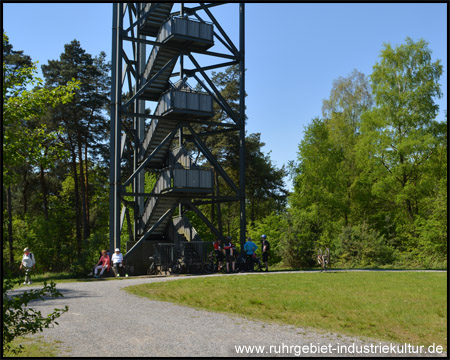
[71, 147, 82, 256]
[250, 195, 256, 226]
[77, 130, 89, 242]
[23, 169, 29, 215]
[84, 140, 90, 224]
[7, 186, 14, 266]
[405, 198, 414, 220]
[39, 163, 49, 220]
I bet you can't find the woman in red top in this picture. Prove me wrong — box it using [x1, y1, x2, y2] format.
[94, 250, 111, 278]
[213, 239, 224, 271]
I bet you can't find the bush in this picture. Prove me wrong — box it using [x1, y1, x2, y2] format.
[336, 222, 395, 267]
[69, 231, 108, 277]
[2, 270, 68, 354]
[279, 210, 319, 268]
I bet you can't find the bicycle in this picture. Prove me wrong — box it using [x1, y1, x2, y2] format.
[169, 257, 183, 274]
[253, 254, 264, 272]
[205, 250, 227, 274]
[317, 248, 330, 272]
[147, 254, 161, 275]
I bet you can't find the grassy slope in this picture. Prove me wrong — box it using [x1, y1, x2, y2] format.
[124, 272, 447, 348]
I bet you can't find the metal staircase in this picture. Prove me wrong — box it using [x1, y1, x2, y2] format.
[140, 146, 212, 240]
[141, 16, 214, 101]
[124, 12, 216, 266]
[139, 3, 174, 37]
[142, 80, 214, 168]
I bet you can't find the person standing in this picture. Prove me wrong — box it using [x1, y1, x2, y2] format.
[111, 248, 128, 277]
[94, 250, 111, 278]
[213, 239, 224, 271]
[223, 237, 236, 273]
[243, 237, 258, 272]
[261, 234, 270, 272]
[20, 247, 36, 285]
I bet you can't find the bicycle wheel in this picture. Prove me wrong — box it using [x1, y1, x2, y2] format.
[170, 263, 181, 274]
[147, 264, 156, 275]
[204, 262, 214, 274]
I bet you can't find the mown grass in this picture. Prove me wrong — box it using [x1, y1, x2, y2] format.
[124, 272, 447, 349]
[3, 336, 67, 357]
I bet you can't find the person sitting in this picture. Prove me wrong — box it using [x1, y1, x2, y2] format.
[111, 248, 128, 277]
[94, 250, 110, 278]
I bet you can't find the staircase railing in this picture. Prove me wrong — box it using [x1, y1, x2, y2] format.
[142, 168, 171, 226]
[171, 146, 199, 169]
[142, 166, 213, 228]
[142, 116, 158, 154]
[143, 14, 175, 81]
[173, 215, 200, 242]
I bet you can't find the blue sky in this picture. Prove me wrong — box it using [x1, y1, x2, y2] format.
[3, 3, 447, 190]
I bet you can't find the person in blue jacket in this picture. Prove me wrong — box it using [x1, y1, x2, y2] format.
[243, 237, 258, 272]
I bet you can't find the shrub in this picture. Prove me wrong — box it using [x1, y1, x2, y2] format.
[2, 270, 68, 354]
[337, 222, 395, 267]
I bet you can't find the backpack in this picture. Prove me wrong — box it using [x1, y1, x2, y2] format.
[23, 252, 34, 267]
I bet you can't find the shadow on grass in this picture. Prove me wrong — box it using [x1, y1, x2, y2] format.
[11, 287, 94, 302]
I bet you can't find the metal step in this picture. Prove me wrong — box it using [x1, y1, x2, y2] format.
[143, 196, 178, 235]
[142, 118, 180, 168]
[142, 48, 179, 101]
[142, 165, 213, 236]
[139, 3, 174, 37]
[141, 14, 215, 102]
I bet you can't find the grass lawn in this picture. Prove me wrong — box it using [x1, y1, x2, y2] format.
[124, 272, 447, 349]
[3, 336, 67, 357]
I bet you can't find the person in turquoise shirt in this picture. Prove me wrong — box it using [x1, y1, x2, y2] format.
[243, 237, 257, 271]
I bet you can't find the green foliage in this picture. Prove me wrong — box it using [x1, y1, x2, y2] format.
[247, 212, 285, 265]
[69, 231, 108, 276]
[2, 271, 68, 354]
[3, 33, 79, 187]
[278, 209, 322, 268]
[336, 222, 395, 267]
[356, 37, 445, 259]
[287, 38, 446, 269]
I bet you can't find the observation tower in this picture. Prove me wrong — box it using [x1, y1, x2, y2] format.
[110, 3, 246, 274]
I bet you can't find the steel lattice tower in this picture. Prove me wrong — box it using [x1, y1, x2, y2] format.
[109, 3, 246, 274]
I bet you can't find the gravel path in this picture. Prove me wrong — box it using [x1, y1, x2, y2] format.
[13, 271, 446, 357]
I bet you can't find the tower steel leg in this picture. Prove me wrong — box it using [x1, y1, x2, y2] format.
[109, 3, 123, 254]
[134, 23, 146, 243]
[239, 3, 246, 252]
